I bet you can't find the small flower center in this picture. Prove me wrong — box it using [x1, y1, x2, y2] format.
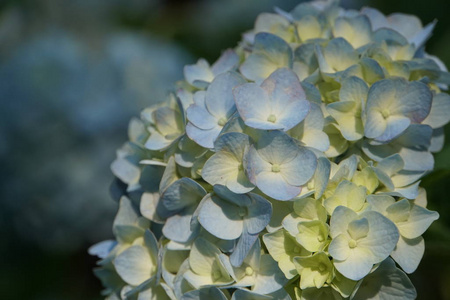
[317, 234, 325, 243]
[381, 109, 390, 119]
[318, 263, 327, 272]
[218, 117, 227, 126]
[271, 164, 281, 173]
[267, 114, 277, 123]
[245, 266, 254, 276]
[348, 239, 357, 249]
[238, 206, 247, 217]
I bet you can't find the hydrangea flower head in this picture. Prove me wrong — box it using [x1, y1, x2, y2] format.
[91, 1, 448, 299]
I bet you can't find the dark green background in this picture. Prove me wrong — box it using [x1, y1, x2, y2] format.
[1, 0, 449, 299]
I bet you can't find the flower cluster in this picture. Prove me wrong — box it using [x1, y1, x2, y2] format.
[90, 1, 449, 299]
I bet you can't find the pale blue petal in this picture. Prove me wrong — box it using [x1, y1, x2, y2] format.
[211, 49, 240, 75]
[227, 174, 256, 194]
[389, 181, 420, 200]
[423, 93, 450, 128]
[396, 204, 439, 239]
[161, 178, 206, 212]
[322, 38, 358, 73]
[111, 158, 140, 184]
[300, 81, 321, 103]
[363, 135, 434, 172]
[145, 128, 174, 151]
[202, 133, 254, 193]
[261, 68, 306, 106]
[256, 130, 299, 164]
[410, 20, 436, 49]
[176, 89, 194, 112]
[364, 78, 434, 139]
[304, 102, 325, 129]
[373, 169, 395, 191]
[329, 206, 358, 238]
[300, 129, 330, 152]
[88, 240, 117, 259]
[333, 247, 375, 281]
[114, 245, 155, 286]
[243, 238, 262, 270]
[213, 185, 252, 207]
[361, 7, 385, 30]
[163, 208, 199, 243]
[244, 145, 272, 185]
[113, 197, 144, 243]
[184, 59, 214, 88]
[315, 44, 331, 74]
[240, 33, 293, 83]
[348, 218, 369, 240]
[202, 153, 240, 187]
[240, 54, 281, 85]
[396, 124, 433, 148]
[143, 230, 159, 260]
[314, 157, 331, 199]
[206, 72, 246, 119]
[233, 78, 291, 131]
[429, 128, 445, 153]
[376, 154, 404, 176]
[390, 236, 424, 274]
[374, 115, 411, 142]
[252, 254, 288, 294]
[244, 119, 285, 130]
[352, 258, 417, 300]
[391, 170, 424, 188]
[140, 192, 170, 222]
[267, 200, 294, 233]
[372, 28, 408, 45]
[366, 194, 395, 214]
[230, 227, 259, 267]
[245, 194, 272, 234]
[338, 155, 359, 180]
[198, 195, 244, 240]
[364, 109, 387, 140]
[214, 132, 251, 155]
[295, 43, 319, 77]
[328, 234, 351, 261]
[256, 171, 301, 201]
[360, 57, 385, 84]
[276, 100, 311, 131]
[398, 148, 434, 172]
[280, 147, 317, 186]
[186, 122, 222, 149]
[366, 78, 432, 125]
[159, 157, 179, 193]
[327, 101, 364, 141]
[358, 211, 399, 261]
[186, 99, 217, 130]
[153, 106, 184, 136]
[234, 73, 308, 131]
[333, 15, 372, 48]
[175, 136, 206, 168]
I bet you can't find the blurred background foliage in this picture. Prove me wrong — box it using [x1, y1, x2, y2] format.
[0, 0, 449, 299]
